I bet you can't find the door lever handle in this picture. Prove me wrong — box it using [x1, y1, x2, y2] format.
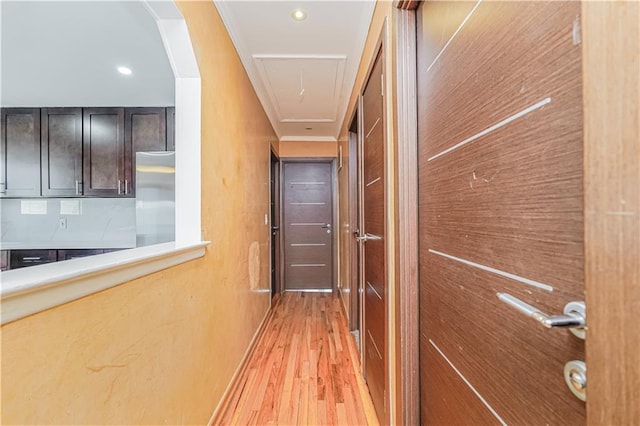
[356, 233, 383, 243]
[321, 223, 332, 229]
[497, 292, 586, 339]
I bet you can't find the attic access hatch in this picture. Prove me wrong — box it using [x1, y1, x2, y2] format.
[253, 55, 347, 123]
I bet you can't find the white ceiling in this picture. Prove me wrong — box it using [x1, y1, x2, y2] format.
[215, 1, 376, 142]
[0, 1, 175, 107]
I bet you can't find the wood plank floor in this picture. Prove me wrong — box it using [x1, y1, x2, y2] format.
[216, 292, 379, 425]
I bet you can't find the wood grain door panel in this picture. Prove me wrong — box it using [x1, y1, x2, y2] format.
[361, 48, 387, 423]
[362, 68, 382, 135]
[421, 342, 502, 425]
[422, 256, 586, 422]
[41, 108, 83, 197]
[363, 125, 384, 184]
[423, 109, 583, 297]
[364, 317, 385, 419]
[286, 249, 331, 267]
[364, 244, 385, 298]
[364, 283, 385, 352]
[363, 180, 384, 237]
[420, 1, 582, 160]
[283, 162, 333, 291]
[418, 1, 585, 424]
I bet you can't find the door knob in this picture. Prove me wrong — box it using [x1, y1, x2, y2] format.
[497, 293, 586, 339]
[564, 360, 587, 402]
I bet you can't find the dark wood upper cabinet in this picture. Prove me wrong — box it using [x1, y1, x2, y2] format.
[0, 108, 41, 197]
[41, 108, 83, 196]
[166, 107, 175, 151]
[125, 107, 167, 195]
[126, 107, 167, 152]
[82, 107, 128, 197]
[2, 106, 172, 199]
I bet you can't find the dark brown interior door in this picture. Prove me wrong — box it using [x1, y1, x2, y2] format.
[282, 161, 333, 291]
[348, 126, 360, 332]
[271, 152, 281, 296]
[418, 1, 585, 424]
[361, 48, 386, 422]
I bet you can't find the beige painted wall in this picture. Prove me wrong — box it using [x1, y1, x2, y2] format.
[278, 141, 337, 158]
[270, 139, 280, 156]
[0, 2, 275, 424]
[337, 1, 399, 423]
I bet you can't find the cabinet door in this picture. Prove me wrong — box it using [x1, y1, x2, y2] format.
[83, 108, 126, 197]
[41, 108, 83, 196]
[125, 107, 167, 196]
[0, 108, 41, 197]
[166, 107, 175, 151]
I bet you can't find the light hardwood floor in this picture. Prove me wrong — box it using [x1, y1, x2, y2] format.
[216, 292, 379, 425]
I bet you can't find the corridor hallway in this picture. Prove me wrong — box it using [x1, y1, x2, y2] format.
[216, 292, 378, 425]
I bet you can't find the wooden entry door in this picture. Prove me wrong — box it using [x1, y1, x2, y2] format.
[282, 161, 334, 291]
[417, 2, 586, 424]
[360, 47, 387, 422]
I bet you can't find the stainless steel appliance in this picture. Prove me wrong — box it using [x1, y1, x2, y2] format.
[135, 152, 175, 247]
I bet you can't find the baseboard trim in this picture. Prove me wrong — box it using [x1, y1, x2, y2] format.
[207, 297, 278, 425]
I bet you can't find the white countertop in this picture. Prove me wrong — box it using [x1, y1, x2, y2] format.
[1, 241, 210, 325]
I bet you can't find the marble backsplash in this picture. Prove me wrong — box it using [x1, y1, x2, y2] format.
[0, 198, 136, 249]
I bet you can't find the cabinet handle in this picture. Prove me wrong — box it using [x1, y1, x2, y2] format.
[23, 257, 42, 261]
[75, 180, 79, 195]
[118, 180, 121, 195]
[0, 182, 6, 194]
[125, 180, 129, 194]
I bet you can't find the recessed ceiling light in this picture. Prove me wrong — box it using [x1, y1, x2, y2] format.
[117, 66, 132, 76]
[291, 9, 307, 21]
[306, 127, 312, 130]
